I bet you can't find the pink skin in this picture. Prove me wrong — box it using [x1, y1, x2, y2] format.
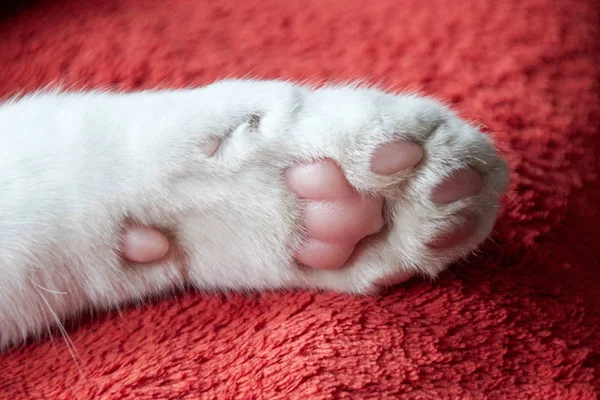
[121, 226, 170, 263]
[120, 141, 483, 285]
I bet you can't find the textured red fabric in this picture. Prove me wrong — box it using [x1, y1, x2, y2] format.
[1, 0, 599, 398]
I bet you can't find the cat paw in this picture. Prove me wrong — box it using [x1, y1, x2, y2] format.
[281, 85, 510, 293]
[156, 81, 508, 294]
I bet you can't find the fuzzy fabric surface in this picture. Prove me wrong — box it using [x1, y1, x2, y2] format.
[1, 0, 599, 398]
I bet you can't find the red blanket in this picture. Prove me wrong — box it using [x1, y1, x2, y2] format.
[1, 0, 598, 398]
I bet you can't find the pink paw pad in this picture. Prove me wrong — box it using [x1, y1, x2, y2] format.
[286, 160, 384, 270]
[121, 225, 170, 264]
[427, 169, 483, 249]
[286, 140, 423, 270]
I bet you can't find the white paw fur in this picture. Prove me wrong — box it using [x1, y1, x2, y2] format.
[0, 80, 509, 349]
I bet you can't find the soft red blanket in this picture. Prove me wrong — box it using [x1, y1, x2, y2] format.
[1, 0, 598, 398]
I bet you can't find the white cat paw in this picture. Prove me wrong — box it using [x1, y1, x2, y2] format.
[288, 85, 509, 293]
[165, 81, 509, 294]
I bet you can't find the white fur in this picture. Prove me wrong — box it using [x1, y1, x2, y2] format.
[0, 79, 509, 349]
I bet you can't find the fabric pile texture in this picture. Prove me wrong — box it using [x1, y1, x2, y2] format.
[1, 0, 598, 398]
